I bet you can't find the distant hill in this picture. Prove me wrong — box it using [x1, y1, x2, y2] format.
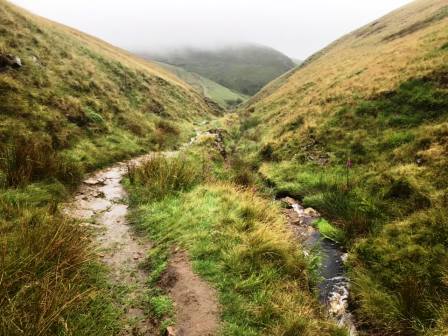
[156, 61, 249, 109]
[139, 44, 295, 96]
[291, 58, 303, 65]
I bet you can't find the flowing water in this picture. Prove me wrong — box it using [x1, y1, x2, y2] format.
[283, 198, 357, 335]
[62, 128, 356, 335]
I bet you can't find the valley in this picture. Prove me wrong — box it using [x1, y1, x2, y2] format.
[1, 0, 448, 336]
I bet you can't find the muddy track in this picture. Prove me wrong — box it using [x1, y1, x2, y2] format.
[162, 251, 219, 336]
[64, 151, 219, 336]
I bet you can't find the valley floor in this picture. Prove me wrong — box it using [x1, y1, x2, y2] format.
[63, 128, 348, 336]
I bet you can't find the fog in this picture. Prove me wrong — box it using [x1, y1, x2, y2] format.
[10, 0, 412, 59]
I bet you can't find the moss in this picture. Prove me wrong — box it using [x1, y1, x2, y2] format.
[313, 218, 345, 243]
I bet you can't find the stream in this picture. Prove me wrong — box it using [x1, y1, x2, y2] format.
[63, 127, 357, 335]
[282, 197, 357, 335]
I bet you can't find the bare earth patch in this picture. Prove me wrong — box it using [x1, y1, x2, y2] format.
[64, 162, 156, 335]
[64, 151, 220, 336]
[161, 251, 220, 336]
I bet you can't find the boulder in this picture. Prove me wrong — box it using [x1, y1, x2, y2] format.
[0, 54, 22, 70]
[281, 197, 298, 207]
[304, 207, 320, 217]
[165, 326, 176, 336]
[11, 56, 22, 68]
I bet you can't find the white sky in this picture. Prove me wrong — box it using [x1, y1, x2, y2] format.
[10, 0, 412, 59]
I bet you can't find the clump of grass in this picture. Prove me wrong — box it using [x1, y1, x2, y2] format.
[0, 200, 86, 334]
[0, 135, 84, 188]
[313, 218, 344, 243]
[148, 295, 174, 319]
[127, 155, 203, 202]
[0, 185, 123, 335]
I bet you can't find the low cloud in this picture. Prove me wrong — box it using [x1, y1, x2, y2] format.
[11, 0, 411, 59]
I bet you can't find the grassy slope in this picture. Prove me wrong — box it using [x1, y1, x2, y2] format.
[156, 62, 249, 109]
[238, 0, 448, 335]
[0, 2, 215, 335]
[141, 44, 296, 96]
[0, 1, 216, 183]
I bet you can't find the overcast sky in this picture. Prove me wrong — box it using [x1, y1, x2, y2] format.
[11, 0, 412, 59]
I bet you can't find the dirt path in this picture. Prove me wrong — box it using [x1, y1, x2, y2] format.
[64, 160, 155, 335]
[64, 150, 220, 336]
[161, 251, 220, 336]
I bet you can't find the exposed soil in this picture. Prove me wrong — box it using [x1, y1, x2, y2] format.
[161, 251, 220, 336]
[64, 160, 156, 335]
[64, 143, 220, 336]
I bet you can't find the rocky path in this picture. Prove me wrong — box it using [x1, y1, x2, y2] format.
[64, 149, 219, 336]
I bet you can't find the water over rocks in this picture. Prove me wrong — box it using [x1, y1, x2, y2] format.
[282, 197, 357, 335]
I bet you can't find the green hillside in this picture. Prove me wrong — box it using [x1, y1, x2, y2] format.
[236, 0, 448, 335]
[0, 1, 215, 334]
[2, 0, 448, 335]
[140, 44, 296, 96]
[155, 61, 249, 109]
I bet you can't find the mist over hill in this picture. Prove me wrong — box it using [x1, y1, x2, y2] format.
[138, 43, 296, 96]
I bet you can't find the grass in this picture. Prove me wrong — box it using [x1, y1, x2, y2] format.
[127, 154, 203, 202]
[126, 155, 346, 335]
[0, 184, 123, 336]
[236, 1, 448, 334]
[0, 1, 215, 334]
[313, 219, 344, 243]
[156, 62, 249, 109]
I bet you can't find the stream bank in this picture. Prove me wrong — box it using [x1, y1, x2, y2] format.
[282, 197, 357, 336]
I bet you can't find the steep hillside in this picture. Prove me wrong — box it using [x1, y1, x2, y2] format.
[140, 44, 296, 96]
[0, 1, 215, 335]
[238, 0, 448, 335]
[156, 61, 249, 109]
[0, 1, 217, 185]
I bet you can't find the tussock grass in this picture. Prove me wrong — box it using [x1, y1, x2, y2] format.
[126, 155, 345, 335]
[0, 1, 214, 334]
[127, 155, 203, 202]
[0, 190, 120, 335]
[238, 1, 448, 334]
